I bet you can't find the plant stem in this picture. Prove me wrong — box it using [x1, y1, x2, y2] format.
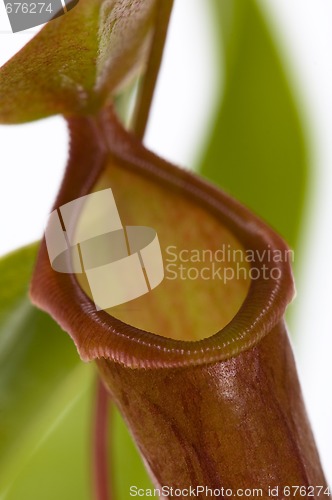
[131, 0, 174, 139]
[93, 378, 113, 500]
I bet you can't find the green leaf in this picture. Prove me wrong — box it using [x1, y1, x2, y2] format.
[199, 0, 308, 251]
[0, 244, 152, 499]
[0, 244, 91, 498]
[0, 0, 158, 123]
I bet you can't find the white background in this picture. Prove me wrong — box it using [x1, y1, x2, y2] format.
[0, 0, 331, 485]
